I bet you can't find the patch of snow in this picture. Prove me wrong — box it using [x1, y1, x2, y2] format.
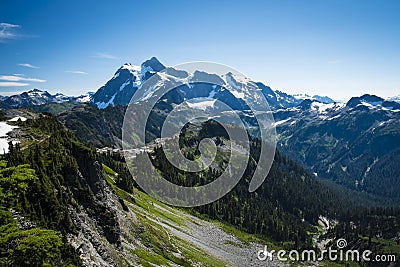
[361, 100, 382, 106]
[28, 90, 45, 98]
[382, 106, 393, 111]
[311, 102, 345, 115]
[387, 95, 400, 103]
[225, 74, 245, 99]
[112, 72, 120, 80]
[326, 114, 341, 120]
[272, 118, 291, 126]
[293, 93, 312, 100]
[119, 79, 131, 91]
[186, 99, 217, 111]
[121, 63, 141, 72]
[8, 116, 27, 122]
[121, 63, 155, 88]
[141, 91, 154, 101]
[96, 93, 116, 109]
[311, 102, 335, 112]
[0, 122, 19, 154]
[208, 89, 217, 98]
[76, 94, 91, 103]
[358, 102, 374, 109]
[230, 90, 245, 99]
[0, 122, 17, 136]
[240, 111, 255, 118]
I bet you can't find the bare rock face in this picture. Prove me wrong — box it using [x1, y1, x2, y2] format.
[9, 209, 37, 230]
[64, 158, 126, 266]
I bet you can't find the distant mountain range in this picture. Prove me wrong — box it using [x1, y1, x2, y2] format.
[1, 57, 399, 265]
[386, 95, 400, 103]
[0, 89, 92, 109]
[292, 93, 335, 103]
[274, 95, 400, 199]
[1, 57, 399, 203]
[0, 57, 397, 112]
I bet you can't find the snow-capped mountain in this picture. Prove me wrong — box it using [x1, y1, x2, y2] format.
[292, 93, 335, 104]
[91, 57, 165, 108]
[75, 92, 95, 103]
[387, 95, 400, 103]
[271, 95, 400, 198]
[0, 89, 92, 109]
[346, 94, 400, 111]
[91, 57, 303, 110]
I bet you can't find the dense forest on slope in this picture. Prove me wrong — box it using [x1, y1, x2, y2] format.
[0, 114, 121, 266]
[114, 120, 400, 255]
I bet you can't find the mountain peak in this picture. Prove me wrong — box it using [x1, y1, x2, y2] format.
[120, 63, 141, 72]
[292, 93, 334, 104]
[30, 88, 44, 92]
[297, 99, 314, 110]
[346, 94, 384, 108]
[141, 56, 165, 72]
[0, 89, 90, 109]
[359, 94, 384, 102]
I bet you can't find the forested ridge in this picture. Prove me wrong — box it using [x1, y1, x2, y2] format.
[0, 114, 114, 266]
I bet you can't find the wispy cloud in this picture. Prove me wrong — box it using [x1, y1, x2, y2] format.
[0, 75, 46, 83]
[328, 59, 341, 64]
[0, 22, 20, 42]
[65, 70, 88, 75]
[0, 90, 25, 95]
[18, 63, 39, 69]
[93, 52, 118, 59]
[0, 82, 30, 87]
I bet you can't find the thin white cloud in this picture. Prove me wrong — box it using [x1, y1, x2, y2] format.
[0, 90, 25, 95]
[65, 70, 88, 75]
[18, 63, 39, 69]
[0, 22, 20, 42]
[328, 60, 341, 64]
[93, 52, 118, 59]
[0, 75, 46, 83]
[0, 82, 29, 87]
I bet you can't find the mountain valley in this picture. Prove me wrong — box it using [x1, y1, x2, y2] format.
[1, 58, 399, 266]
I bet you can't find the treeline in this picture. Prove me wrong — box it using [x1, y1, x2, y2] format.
[97, 150, 135, 193]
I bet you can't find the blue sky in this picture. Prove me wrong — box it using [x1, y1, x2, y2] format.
[0, 0, 399, 100]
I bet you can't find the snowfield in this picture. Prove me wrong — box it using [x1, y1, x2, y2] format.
[0, 121, 19, 154]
